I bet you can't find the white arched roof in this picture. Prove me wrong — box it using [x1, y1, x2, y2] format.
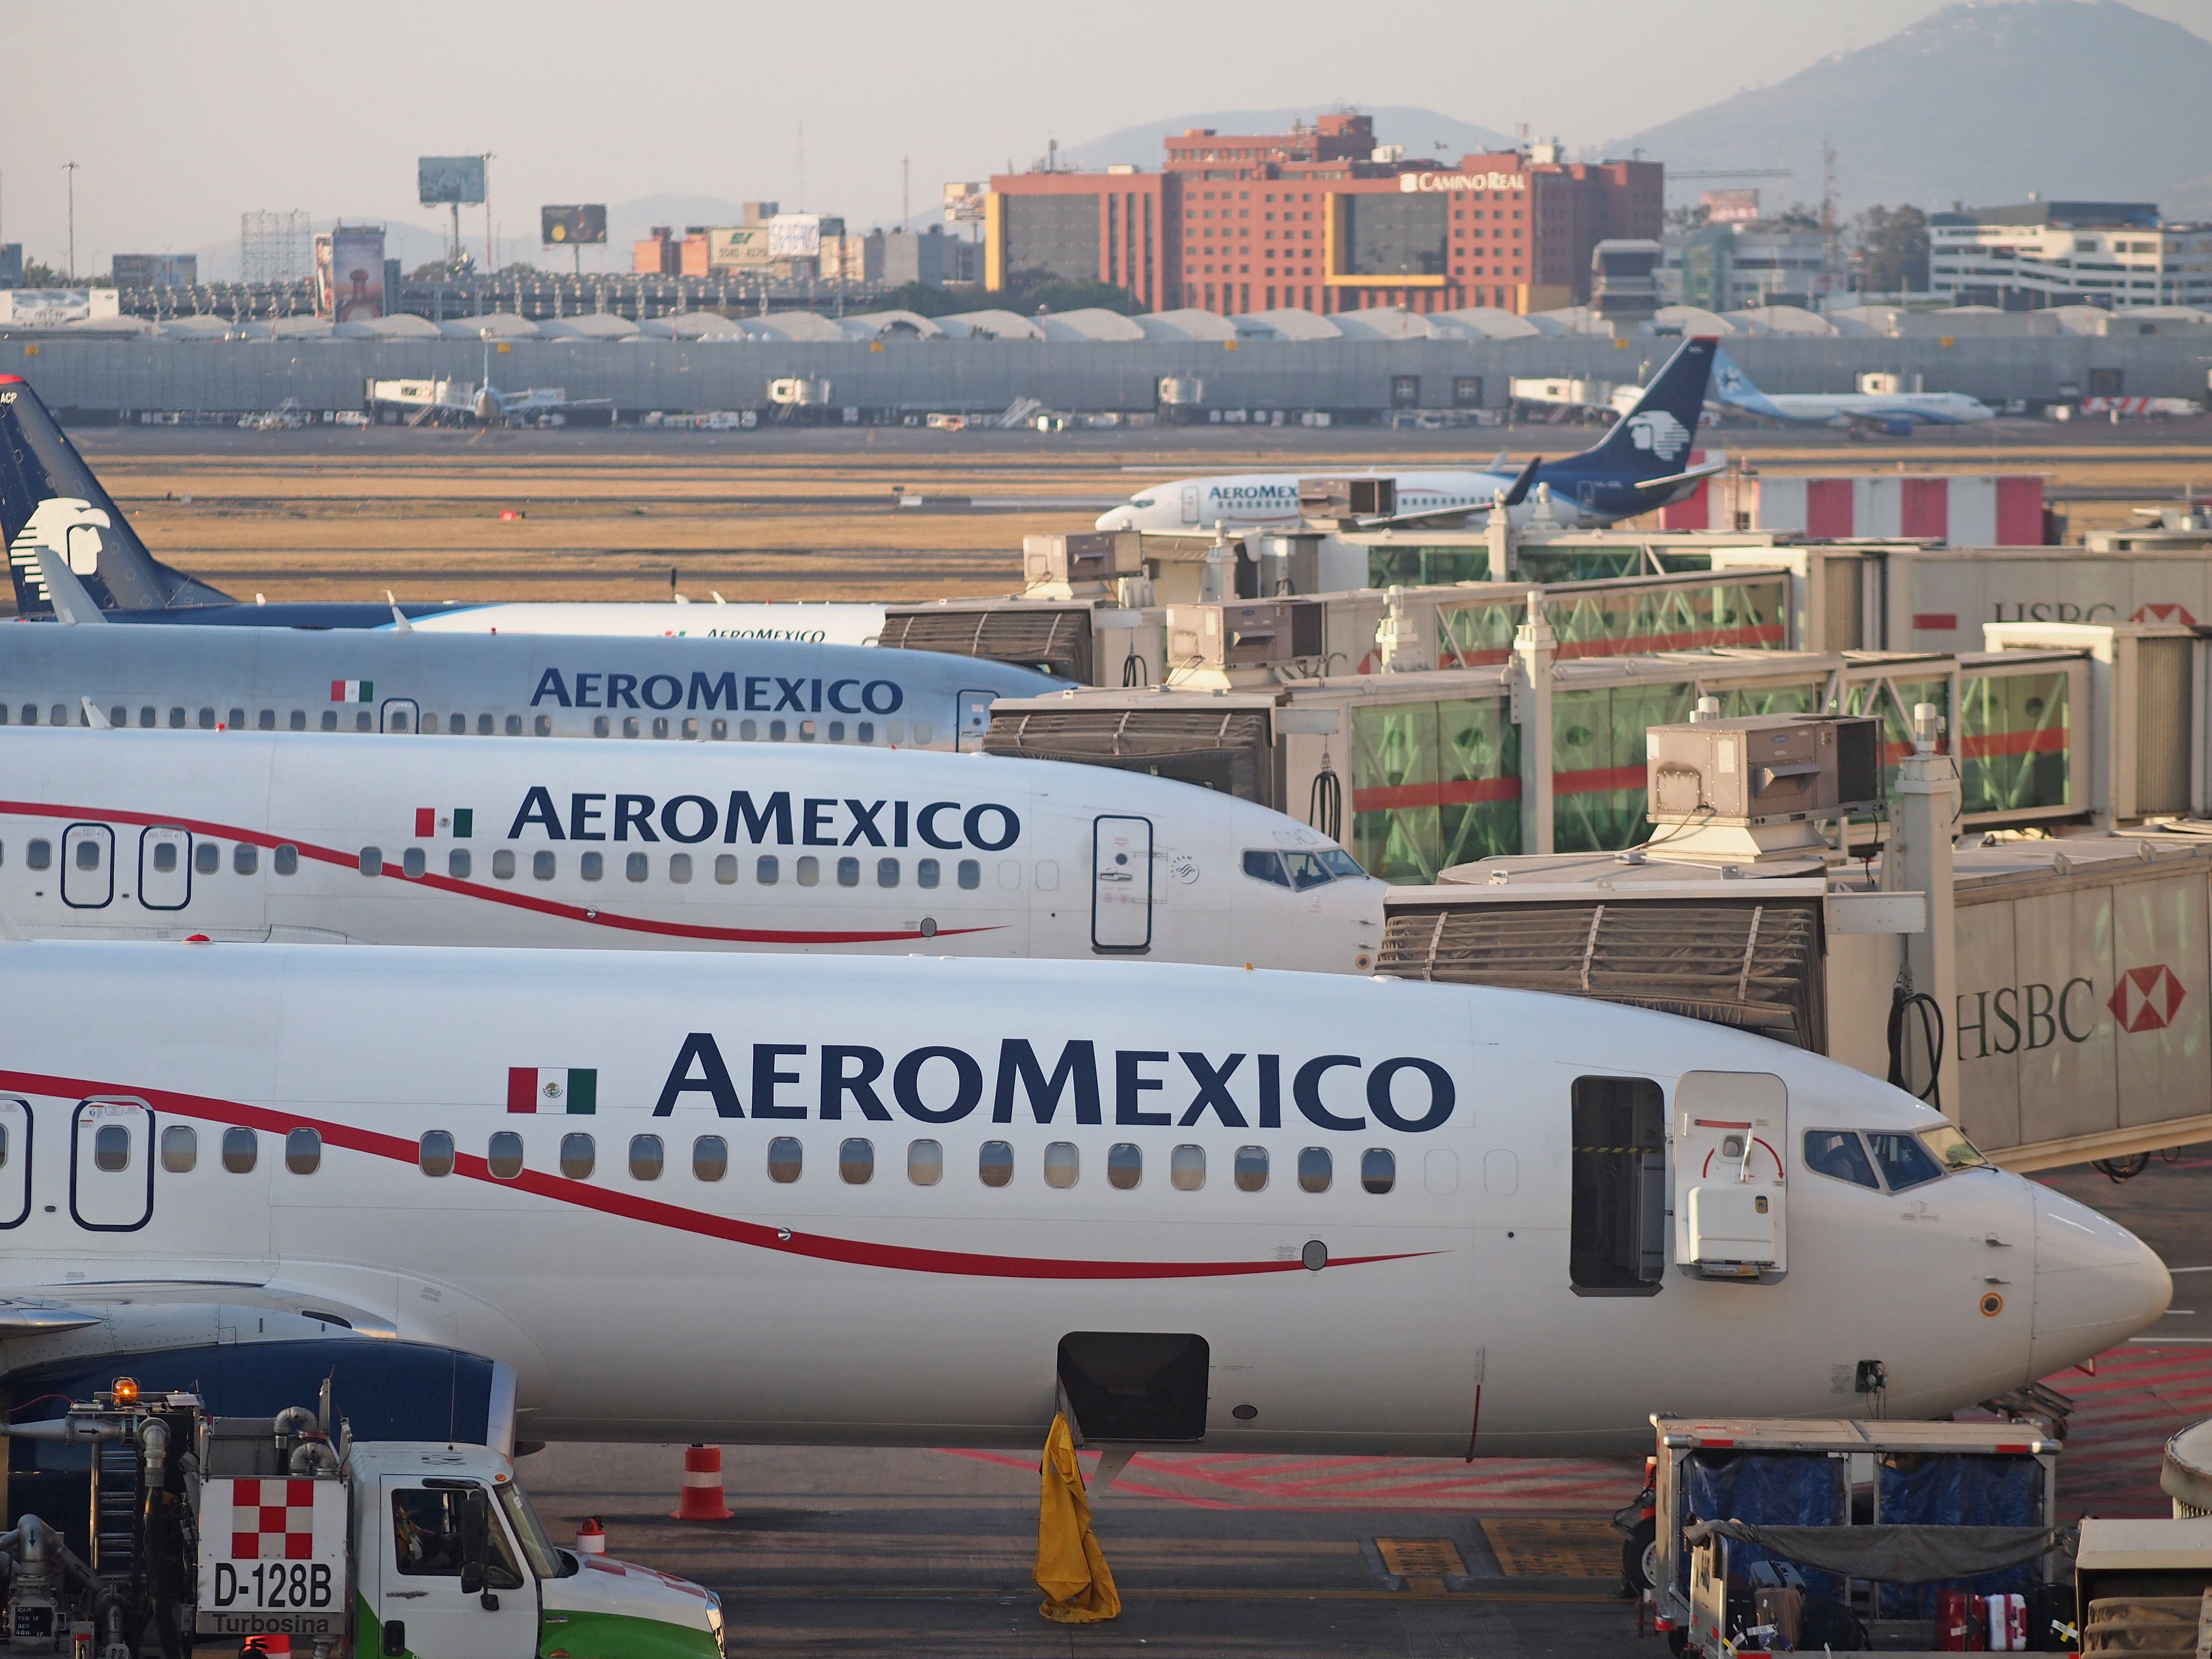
[1724, 306, 1836, 337]
[365, 312, 443, 339]
[1431, 307, 1541, 340]
[437, 312, 542, 340]
[840, 310, 946, 340]
[1328, 306, 1438, 341]
[639, 311, 753, 340]
[934, 309, 1045, 340]
[540, 313, 641, 340]
[266, 315, 335, 339]
[1653, 305, 1735, 337]
[1239, 307, 1341, 341]
[1138, 308, 1238, 342]
[160, 315, 254, 341]
[1037, 308, 1145, 341]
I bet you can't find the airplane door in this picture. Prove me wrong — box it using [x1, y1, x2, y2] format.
[1091, 816, 1154, 952]
[380, 698, 420, 734]
[0, 1100, 30, 1229]
[61, 824, 114, 909]
[71, 1100, 153, 1232]
[1180, 485, 1200, 527]
[956, 690, 995, 753]
[139, 827, 192, 911]
[378, 1479, 537, 1659]
[1673, 1072, 1787, 1283]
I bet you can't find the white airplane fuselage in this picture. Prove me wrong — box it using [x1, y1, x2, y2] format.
[1096, 471, 1613, 534]
[0, 944, 2168, 1456]
[389, 602, 887, 645]
[0, 729, 1380, 970]
[1736, 392, 1995, 429]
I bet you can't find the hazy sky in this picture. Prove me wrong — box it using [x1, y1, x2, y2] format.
[4, 0, 2209, 274]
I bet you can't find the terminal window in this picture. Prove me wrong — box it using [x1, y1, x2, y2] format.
[1005, 194, 1102, 284]
[1341, 195, 1446, 278]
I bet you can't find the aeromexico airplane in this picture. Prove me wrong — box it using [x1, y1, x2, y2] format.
[0, 374, 883, 639]
[0, 942, 2167, 1456]
[0, 728, 1381, 970]
[0, 611, 1057, 750]
[1711, 347, 1995, 435]
[1094, 335, 1723, 536]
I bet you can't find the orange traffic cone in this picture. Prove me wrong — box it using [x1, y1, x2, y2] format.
[670, 1443, 733, 1521]
[575, 1517, 606, 1555]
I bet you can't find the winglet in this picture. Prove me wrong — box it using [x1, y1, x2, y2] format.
[79, 696, 112, 730]
[34, 548, 109, 626]
[1500, 455, 1543, 508]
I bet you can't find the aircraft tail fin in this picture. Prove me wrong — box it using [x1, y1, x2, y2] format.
[0, 376, 234, 616]
[1574, 336, 1718, 477]
[1707, 347, 1788, 418]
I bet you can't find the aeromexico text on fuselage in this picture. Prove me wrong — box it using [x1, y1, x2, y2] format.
[509, 789, 1019, 851]
[649, 1031, 1455, 1134]
[525, 668, 907, 715]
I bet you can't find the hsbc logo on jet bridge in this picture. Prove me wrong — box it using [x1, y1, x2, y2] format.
[506, 790, 1021, 851]
[649, 1035, 1457, 1133]
[528, 668, 904, 716]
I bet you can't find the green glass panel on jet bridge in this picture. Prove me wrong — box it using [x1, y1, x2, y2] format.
[1350, 697, 1520, 882]
[1844, 676, 1951, 804]
[1368, 544, 1494, 588]
[1958, 670, 2070, 815]
[1704, 682, 1823, 721]
[1544, 577, 1788, 660]
[1435, 601, 1518, 669]
[1552, 682, 1700, 854]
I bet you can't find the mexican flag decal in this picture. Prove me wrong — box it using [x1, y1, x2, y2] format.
[507, 1068, 597, 1114]
[330, 680, 373, 703]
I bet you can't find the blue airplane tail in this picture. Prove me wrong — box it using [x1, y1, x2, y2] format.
[1707, 347, 1789, 418]
[1574, 336, 1719, 478]
[0, 374, 231, 616]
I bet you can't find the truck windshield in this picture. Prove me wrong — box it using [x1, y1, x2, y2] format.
[496, 1482, 563, 1581]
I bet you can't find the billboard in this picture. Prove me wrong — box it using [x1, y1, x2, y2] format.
[418, 156, 487, 206]
[1703, 189, 1761, 224]
[111, 254, 198, 289]
[707, 227, 773, 269]
[769, 213, 842, 260]
[541, 204, 608, 246]
[323, 225, 386, 322]
[943, 182, 986, 225]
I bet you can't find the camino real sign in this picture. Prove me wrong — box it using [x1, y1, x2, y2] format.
[1399, 171, 1528, 193]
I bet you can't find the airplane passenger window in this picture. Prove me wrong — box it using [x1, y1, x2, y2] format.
[417, 712, 436, 733]
[24, 841, 48, 871]
[650, 718, 668, 739]
[1234, 1146, 1268, 1192]
[757, 856, 779, 886]
[622, 717, 640, 738]
[592, 717, 611, 738]
[110, 706, 126, 728]
[152, 843, 177, 874]
[681, 719, 698, 739]
[1865, 1132, 1945, 1193]
[836, 857, 859, 888]
[628, 1135, 664, 1180]
[580, 853, 603, 881]
[1043, 1142, 1079, 1189]
[669, 854, 692, 884]
[221, 1128, 257, 1174]
[160, 1125, 197, 1173]
[913, 722, 933, 746]
[797, 857, 820, 887]
[257, 709, 276, 731]
[829, 721, 845, 742]
[859, 722, 875, 744]
[1803, 1130, 1880, 1190]
[199, 843, 222, 876]
[275, 844, 299, 876]
[877, 858, 898, 889]
[492, 850, 516, 880]
[1107, 1143, 1142, 1190]
[487, 1131, 523, 1180]
[534, 716, 551, 736]
[714, 855, 737, 884]
[1170, 1145, 1205, 1190]
[479, 715, 495, 735]
[199, 709, 216, 730]
[356, 712, 373, 732]
[958, 860, 981, 890]
[169, 708, 186, 729]
[626, 853, 649, 882]
[917, 859, 940, 889]
[1361, 1148, 1396, 1194]
[139, 708, 155, 728]
[769, 720, 788, 741]
[1298, 1147, 1333, 1194]
[907, 1140, 943, 1186]
[766, 1137, 803, 1183]
[709, 720, 728, 740]
[559, 1133, 595, 1180]
[533, 852, 555, 880]
[998, 861, 1020, 890]
[419, 1131, 455, 1178]
[448, 849, 470, 878]
[402, 848, 425, 879]
[1035, 861, 1059, 892]
[839, 1138, 874, 1184]
[93, 1125, 130, 1173]
[1569, 1075, 1666, 1295]
[234, 844, 258, 875]
[740, 720, 758, 741]
[884, 721, 904, 744]
[799, 721, 816, 741]
[289, 710, 306, 731]
[978, 1141, 1014, 1187]
[75, 840, 101, 872]
[1242, 851, 1290, 887]
[286, 1128, 321, 1175]
[358, 847, 381, 877]
[227, 708, 244, 729]
[693, 1136, 729, 1181]
[448, 714, 466, 736]
[320, 711, 337, 732]
[505, 715, 522, 735]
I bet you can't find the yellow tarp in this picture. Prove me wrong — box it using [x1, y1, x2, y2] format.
[1034, 1413, 1120, 1623]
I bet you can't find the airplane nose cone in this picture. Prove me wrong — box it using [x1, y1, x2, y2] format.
[1094, 511, 1128, 531]
[2029, 1181, 2171, 1374]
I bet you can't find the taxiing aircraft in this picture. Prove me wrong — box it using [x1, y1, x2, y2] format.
[1094, 336, 1723, 536]
[0, 941, 2168, 1456]
[0, 376, 879, 638]
[1710, 348, 1994, 436]
[0, 728, 1381, 969]
[0, 613, 1058, 749]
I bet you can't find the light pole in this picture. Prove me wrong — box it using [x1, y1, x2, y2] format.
[61, 161, 78, 283]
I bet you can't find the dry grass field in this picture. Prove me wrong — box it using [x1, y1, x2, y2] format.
[65, 417, 2212, 606]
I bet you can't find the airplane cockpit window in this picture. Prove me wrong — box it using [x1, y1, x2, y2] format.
[1242, 851, 1291, 888]
[1802, 1130, 1880, 1190]
[1245, 849, 1366, 889]
[1918, 1124, 1989, 1173]
[1866, 1132, 1946, 1193]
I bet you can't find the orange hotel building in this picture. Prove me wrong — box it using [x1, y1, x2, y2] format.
[985, 112, 1661, 316]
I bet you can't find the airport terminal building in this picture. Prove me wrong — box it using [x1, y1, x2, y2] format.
[986, 112, 1660, 317]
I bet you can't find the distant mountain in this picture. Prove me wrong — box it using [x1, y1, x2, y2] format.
[1058, 107, 1519, 172]
[1610, 0, 2212, 216]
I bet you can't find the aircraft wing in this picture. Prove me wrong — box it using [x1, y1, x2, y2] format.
[1631, 459, 1729, 492]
